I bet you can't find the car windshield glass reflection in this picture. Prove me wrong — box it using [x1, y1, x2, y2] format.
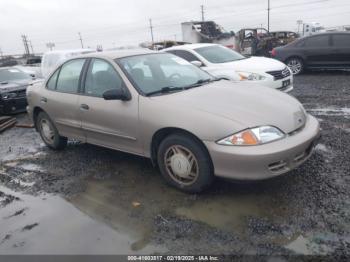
[0, 68, 31, 82]
[117, 53, 214, 96]
[195, 45, 246, 63]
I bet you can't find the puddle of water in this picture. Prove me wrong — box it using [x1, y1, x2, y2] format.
[17, 163, 45, 172]
[308, 107, 350, 117]
[1, 152, 47, 164]
[315, 144, 332, 155]
[285, 235, 312, 255]
[175, 194, 286, 236]
[0, 185, 164, 255]
[284, 234, 335, 255]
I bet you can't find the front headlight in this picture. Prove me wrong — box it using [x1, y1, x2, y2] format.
[1, 92, 17, 100]
[217, 126, 285, 146]
[237, 72, 266, 81]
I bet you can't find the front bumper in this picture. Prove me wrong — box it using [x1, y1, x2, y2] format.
[0, 97, 27, 115]
[260, 76, 294, 93]
[204, 115, 320, 180]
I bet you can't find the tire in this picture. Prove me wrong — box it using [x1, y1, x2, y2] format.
[157, 133, 214, 193]
[286, 57, 304, 75]
[36, 111, 67, 150]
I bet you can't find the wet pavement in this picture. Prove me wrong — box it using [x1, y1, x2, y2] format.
[0, 71, 349, 257]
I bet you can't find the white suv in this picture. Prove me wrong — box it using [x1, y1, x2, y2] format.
[164, 43, 293, 92]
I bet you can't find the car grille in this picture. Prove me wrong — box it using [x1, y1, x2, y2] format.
[1, 89, 26, 100]
[14, 89, 26, 97]
[266, 67, 291, 80]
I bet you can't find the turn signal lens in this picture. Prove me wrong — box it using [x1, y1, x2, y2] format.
[232, 130, 258, 145]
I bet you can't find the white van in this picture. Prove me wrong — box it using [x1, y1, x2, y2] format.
[41, 49, 94, 78]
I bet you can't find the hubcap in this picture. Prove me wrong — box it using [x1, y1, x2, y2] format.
[288, 59, 302, 75]
[40, 119, 55, 144]
[164, 145, 199, 186]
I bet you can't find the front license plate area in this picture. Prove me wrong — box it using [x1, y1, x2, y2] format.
[282, 79, 291, 88]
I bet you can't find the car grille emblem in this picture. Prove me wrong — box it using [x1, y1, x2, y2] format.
[282, 68, 289, 77]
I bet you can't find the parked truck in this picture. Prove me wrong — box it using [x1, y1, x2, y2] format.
[181, 21, 236, 49]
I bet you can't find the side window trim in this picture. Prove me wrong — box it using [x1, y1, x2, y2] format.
[79, 58, 92, 94]
[45, 67, 61, 90]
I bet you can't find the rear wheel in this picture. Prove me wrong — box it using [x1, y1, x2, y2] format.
[157, 133, 214, 193]
[286, 57, 304, 75]
[37, 112, 67, 150]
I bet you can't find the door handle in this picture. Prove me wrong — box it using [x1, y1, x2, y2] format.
[80, 104, 89, 111]
[40, 97, 47, 103]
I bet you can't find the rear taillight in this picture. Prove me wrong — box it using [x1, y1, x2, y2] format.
[271, 48, 277, 57]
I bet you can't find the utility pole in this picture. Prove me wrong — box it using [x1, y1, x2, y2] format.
[46, 42, 55, 51]
[78, 32, 84, 48]
[0, 47, 3, 60]
[267, 0, 271, 32]
[297, 20, 303, 36]
[21, 35, 30, 56]
[29, 40, 34, 55]
[149, 19, 154, 46]
[201, 5, 205, 22]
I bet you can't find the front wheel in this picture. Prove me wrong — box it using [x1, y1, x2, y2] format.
[286, 57, 304, 75]
[37, 112, 67, 150]
[157, 133, 214, 193]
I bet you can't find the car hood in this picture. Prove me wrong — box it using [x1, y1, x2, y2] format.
[0, 79, 31, 93]
[220, 56, 286, 72]
[151, 81, 306, 134]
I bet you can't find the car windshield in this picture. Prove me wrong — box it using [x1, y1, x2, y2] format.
[117, 53, 214, 96]
[195, 45, 246, 63]
[0, 68, 31, 82]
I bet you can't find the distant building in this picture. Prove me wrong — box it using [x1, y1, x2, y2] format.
[302, 22, 324, 36]
[325, 25, 350, 32]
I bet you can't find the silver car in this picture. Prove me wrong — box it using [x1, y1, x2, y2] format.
[26, 50, 320, 193]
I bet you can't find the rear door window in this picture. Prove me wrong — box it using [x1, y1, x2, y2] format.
[332, 34, 350, 47]
[173, 50, 199, 62]
[46, 69, 59, 90]
[305, 35, 330, 47]
[56, 59, 86, 93]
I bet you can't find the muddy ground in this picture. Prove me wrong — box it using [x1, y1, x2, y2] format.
[0, 71, 349, 258]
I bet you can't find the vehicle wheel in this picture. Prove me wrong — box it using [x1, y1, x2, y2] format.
[286, 57, 304, 75]
[157, 133, 214, 193]
[37, 112, 67, 150]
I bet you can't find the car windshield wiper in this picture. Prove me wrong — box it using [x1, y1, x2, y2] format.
[183, 78, 213, 90]
[146, 86, 185, 97]
[212, 77, 228, 81]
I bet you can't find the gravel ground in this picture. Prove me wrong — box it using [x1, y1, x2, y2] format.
[0, 71, 349, 259]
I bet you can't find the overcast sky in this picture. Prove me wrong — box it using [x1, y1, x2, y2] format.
[1, 0, 350, 54]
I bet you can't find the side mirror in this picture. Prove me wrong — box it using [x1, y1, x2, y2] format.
[190, 61, 203, 67]
[102, 89, 131, 101]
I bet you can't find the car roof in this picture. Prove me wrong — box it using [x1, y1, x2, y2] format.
[79, 49, 158, 60]
[43, 49, 95, 56]
[304, 32, 350, 37]
[164, 43, 217, 51]
[0, 67, 23, 71]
